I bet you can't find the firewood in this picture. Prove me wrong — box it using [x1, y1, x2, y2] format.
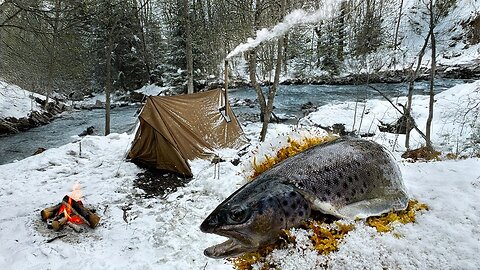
[47, 212, 65, 229]
[62, 195, 100, 228]
[40, 203, 62, 221]
[52, 216, 68, 231]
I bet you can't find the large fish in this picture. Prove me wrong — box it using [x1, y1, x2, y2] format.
[200, 138, 408, 258]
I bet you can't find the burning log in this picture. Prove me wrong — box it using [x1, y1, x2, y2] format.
[41, 203, 62, 221]
[61, 195, 100, 228]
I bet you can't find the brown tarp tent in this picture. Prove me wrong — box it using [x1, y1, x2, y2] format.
[128, 88, 247, 177]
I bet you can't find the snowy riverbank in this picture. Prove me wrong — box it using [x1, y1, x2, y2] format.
[0, 80, 479, 269]
[0, 80, 68, 135]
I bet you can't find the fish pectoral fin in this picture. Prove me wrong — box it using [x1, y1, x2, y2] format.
[336, 196, 409, 220]
[295, 189, 345, 218]
[204, 238, 253, 259]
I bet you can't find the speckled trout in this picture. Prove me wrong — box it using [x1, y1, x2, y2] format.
[200, 138, 408, 258]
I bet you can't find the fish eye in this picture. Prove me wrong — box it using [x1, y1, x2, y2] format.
[228, 208, 249, 223]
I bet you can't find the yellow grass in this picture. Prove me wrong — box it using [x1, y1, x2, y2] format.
[366, 199, 429, 232]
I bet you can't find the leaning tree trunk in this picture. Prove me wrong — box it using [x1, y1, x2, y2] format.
[260, 36, 284, 142]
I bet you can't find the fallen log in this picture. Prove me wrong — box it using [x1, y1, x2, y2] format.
[62, 195, 100, 228]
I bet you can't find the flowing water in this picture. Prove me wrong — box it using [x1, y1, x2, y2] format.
[0, 79, 466, 165]
[228, 79, 465, 121]
[0, 106, 140, 165]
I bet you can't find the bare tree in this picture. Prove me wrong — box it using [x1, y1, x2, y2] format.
[248, 0, 267, 122]
[425, 0, 436, 150]
[259, 0, 286, 142]
[405, 30, 431, 149]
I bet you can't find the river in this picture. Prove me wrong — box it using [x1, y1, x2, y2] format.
[0, 79, 467, 165]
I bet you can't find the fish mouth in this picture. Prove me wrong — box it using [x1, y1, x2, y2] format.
[204, 238, 254, 258]
[203, 229, 256, 258]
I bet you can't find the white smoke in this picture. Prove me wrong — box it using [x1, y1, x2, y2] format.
[226, 1, 341, 59]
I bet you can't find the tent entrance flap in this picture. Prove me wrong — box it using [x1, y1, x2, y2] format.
[127, 88, 247, 176]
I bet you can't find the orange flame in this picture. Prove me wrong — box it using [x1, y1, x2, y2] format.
[57, 184, 84, 224]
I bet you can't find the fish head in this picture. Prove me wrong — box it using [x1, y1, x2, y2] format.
[200, 182, 303, 258]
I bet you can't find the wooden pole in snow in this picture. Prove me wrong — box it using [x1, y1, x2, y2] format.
[224, 59, 229, 106]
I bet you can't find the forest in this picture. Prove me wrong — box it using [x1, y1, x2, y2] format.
[1, 0, 478, 97]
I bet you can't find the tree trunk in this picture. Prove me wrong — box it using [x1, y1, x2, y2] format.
[405, 29, 431, 149]
[260, 36, 284, 142]
[393, 0, 404, 50]
[105, 34, 113, 136]
[135, 0, 152, 83]
[249, 0, 266, 122]
[249, 49, 266, 121]
[259, 0, 286, 142]
[183, 0, 194, 94]
[45, 0, 62, 109]
[283, 33, 288, 74]
[337, 1, 346, 61]
[425, 0, 436, 150]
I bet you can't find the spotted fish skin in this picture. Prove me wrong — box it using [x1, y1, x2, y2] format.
[200, 138, 408, 258]
[268, 137, 408, 218]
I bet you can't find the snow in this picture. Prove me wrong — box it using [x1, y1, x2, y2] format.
[399, 0, 480, 68]
[0, 81, 479, 269]
[0, 80, 46, 119]
[134, 84, 170, 96]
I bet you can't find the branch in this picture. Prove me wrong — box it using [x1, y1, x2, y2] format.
[368, 85, 403, 115]
[0, 7, 22, 27]
[368, 85, 428, 141]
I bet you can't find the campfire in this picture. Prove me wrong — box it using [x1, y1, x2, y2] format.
[40, 185, 100, 232]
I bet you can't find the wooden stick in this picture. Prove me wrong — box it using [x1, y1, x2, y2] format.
[40, 203, 62, 221]
[62, 195, 100, 228]
[46, 234, 67, 243]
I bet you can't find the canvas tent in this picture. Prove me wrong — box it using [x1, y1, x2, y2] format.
[128, 88, 247, 177]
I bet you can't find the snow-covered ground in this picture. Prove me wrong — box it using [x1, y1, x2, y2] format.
[0, 81, 479, 269]
[0, 80, 46, 119]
